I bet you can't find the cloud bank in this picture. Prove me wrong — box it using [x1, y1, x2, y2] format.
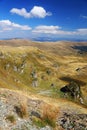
[32, 25, 61, 34]
[0, 20, 87, 39]
[0, 20, 31, 31]
[10, 6, 52, 18]
[32, 25, 87, 36]
[32, 25, 74, 35]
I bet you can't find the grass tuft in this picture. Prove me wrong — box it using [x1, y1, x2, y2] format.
[14, 103, 28, 118]
[41, 104, 59, 128]
[6, 115, 16, 123]
[32, 117, 46, 128]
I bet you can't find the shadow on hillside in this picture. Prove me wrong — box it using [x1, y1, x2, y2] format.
[59, 76, 86, 86]
[72, 46, 87, 52]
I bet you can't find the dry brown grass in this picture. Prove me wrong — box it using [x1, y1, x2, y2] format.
[40, 103, 59, 128]
[14, 97, 28, 118]
[14, 103, 28, 118]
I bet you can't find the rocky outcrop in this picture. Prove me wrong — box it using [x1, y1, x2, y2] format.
[58, 113, 87, 130]
[0, 52, 5, 59]
[31, 70, 38, 87]
[32, 79, 38, 87]
[60, 81, 84, 104]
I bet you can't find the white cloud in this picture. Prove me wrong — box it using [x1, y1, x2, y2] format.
[76, 28, 87, 35]
[10, 6, 52, 18]
[32, 25, 87, 36]
[0, 20, 31, 31]
[0, 20, 87, 38]
[32, 25, 61, 34]
[80, 15, 87, 19]
[30, 6, 52, 18]
[32, 25, 73, 35]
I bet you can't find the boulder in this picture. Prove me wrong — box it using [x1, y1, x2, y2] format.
[13, 66, 18, 72]
[50, 83, 55, 88]
[60, 81, 83, 103]
[32, 80, 38, 87]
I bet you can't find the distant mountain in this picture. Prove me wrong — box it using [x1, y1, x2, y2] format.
[1, 36, 87, 42]
[32, 37, 87, 42]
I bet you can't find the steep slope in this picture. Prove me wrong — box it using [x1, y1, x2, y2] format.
[0, 45, 64, 94]
[0, 41, 87, 101]
[0, 40, 87, 129]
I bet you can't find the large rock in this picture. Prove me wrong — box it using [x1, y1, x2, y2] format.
[60, 81, 84, 104]
[58, 113, 87, 130]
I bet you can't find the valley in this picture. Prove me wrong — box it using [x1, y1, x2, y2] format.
[0, 39, 87, 130]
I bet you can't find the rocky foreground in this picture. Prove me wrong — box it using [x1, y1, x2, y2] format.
[0, 88, 87, 130]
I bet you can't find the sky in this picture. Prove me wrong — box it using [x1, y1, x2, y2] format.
[0, 0, 87, 40]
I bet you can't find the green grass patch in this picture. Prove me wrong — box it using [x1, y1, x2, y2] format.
[32, 117, 46, 128]
[6, 115, 16, 123]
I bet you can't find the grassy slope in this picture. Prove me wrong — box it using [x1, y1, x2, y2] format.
[0, 40, 87, 105]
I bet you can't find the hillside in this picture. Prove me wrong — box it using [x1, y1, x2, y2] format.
[0, 39, 87, 130]
[0, 39, 87, 55]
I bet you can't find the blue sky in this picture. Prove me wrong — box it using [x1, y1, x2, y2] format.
[0, 0, 87, 40]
